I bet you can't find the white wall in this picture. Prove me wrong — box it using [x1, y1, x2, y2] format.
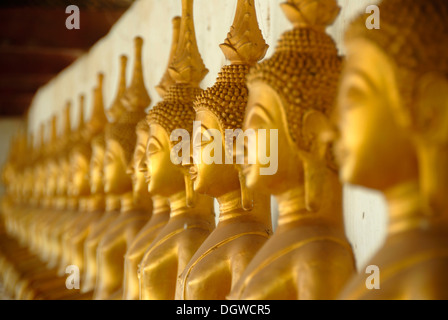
[26, 0, 387, 271]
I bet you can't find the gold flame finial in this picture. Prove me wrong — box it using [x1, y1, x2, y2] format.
[108, 55, 128, 122]
[156, 16, 181, 98]
[121, 37, 151, 112]
[169, 0, 208, 87]
[87, 72, 107, 138]
[220, 0, 269, 65]
[281, 0, 340, 30]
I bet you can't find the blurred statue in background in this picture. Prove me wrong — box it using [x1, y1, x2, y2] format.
[70, 74, 107, 293]
[176, 0, 272, 300]
[94, 37, 153, 300]
[122, 16, 181, 300]
[336, 0, 448, 299]
[139, 0, 215, 300]
[82, 71, 122, 294]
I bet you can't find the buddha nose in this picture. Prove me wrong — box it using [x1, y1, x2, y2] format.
[182, 155, 194, 170]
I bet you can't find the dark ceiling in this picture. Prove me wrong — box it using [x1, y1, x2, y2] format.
[0, 0, 135, 117]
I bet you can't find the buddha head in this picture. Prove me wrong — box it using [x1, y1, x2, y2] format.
[143, 1, 207, 205]
[336, 0, 448, 214]
[145, 86, 201, 200]
[192, 0, 268, 206]
[104, 37, 150, 196]
[243, 0, 341, 211]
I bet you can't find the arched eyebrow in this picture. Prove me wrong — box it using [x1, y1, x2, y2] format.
[246, 103, 273, 123]
[147, 135, 163, 149]
[344, 67, 379, 94]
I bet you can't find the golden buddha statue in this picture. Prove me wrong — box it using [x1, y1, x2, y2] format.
[58, 94, 92, 277]
[31, 119, 57, 258]
[335, 0, 448, 300]
[176, 0, 273, 300]
[21, 128, 44, 253]
[122, 16, 181, 300]
[46, 102, 76, 270]
[29, 118, 58, 263]
[11, 124, 74, 300]
[82, 72, 123, 294]
[94, 36, 153, 300]
[2, 133, 49, 298]
[139, 0, 215, 300]
[70, 74, 108, 284]
[228, 0, 356, 300]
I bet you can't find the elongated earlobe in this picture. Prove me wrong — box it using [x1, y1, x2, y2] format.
[238, 169, 254, 211]
[303, 156, 323, 212]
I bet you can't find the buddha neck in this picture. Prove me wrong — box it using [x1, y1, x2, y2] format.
[120, 191, 136, 213]
[385, 180, 436, 236]
[152, 196, 170, 215]
[105, 194, 121, 212]
[169, 191, 190, 217]
[133, 192, 153, 213]
[168, 191, 213, 219]
[87, 193, 105, 212]
[217, 189, 245, 222]
[275, 186, 310, 231]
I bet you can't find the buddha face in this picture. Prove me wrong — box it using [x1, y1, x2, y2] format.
[69, 150, 90, 197]
[90, 142, 105, 195]
[192, 110, 240, 198]
[140, 123, 184, 197]
[127, 129, 149, 200]
[243, 82, 303, 196]
[336, 38, 418, 191]
[104, 139, 132, 195]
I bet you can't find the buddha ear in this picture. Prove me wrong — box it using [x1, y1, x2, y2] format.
[415, 72, 448, 144]
[302, 110, 333, 160]
[184, 174, 197, 208]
